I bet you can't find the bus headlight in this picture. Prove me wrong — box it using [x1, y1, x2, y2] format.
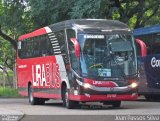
[130, 82, 138, 88]
[84, 83, 91, 89]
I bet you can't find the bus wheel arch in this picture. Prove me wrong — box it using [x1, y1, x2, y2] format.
[28, 82, 32, 95]
[61, 81, 78, 109]
[28, 82, 45, 105]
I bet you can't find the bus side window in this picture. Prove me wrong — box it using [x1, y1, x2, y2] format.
[32, 37, 40, 57]
[18, 41, 23, 58]
[38, 35, 53, 56]
[18, 40, 30, 59]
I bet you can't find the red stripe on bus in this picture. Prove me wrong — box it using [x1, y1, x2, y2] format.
[18, 28, 47, 41]
[19, 91, 28, 96]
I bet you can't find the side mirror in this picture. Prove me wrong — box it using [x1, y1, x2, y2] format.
[70, 38, 80, 58]
[135, 39, 147, 57]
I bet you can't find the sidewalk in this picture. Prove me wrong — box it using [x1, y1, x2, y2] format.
[0, 108, 24, 121]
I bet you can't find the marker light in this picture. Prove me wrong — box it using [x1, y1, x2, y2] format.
[84, 83, 91, 89]
[130, 82, 138, 88]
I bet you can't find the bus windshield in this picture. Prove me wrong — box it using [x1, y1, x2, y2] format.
[78, 33, 137, 80]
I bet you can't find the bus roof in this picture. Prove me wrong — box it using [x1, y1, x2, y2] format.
[133, 25, 160, 36]
[19, 19, 130, 41]
[49, 19, 130, 31]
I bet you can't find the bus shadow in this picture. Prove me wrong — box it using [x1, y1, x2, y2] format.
[45, 102, 64, 108]
[137, 98, 160, 102]
[44, 102, 131, 110]
[43, 99, 153, 110]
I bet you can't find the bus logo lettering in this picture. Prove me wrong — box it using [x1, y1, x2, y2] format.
[32, 63, 61, 87]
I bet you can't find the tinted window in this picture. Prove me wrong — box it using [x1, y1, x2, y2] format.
[18, 34, 53, 59]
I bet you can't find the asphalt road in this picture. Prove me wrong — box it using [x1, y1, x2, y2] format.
[0, 97, 160, 121]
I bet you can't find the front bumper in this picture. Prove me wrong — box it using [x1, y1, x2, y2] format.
[69, 93, 138, 102]
[70, 79, 138, 102]
[76, 79, 138, 94]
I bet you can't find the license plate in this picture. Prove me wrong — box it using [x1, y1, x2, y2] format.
[107, 94, 117, 98]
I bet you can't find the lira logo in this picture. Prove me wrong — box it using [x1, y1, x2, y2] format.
[32, 63, 61, 88]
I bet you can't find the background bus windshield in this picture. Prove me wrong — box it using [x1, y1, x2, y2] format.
[79, 34, 137, 80]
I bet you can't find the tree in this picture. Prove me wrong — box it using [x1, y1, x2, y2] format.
[70, 0, 160, 29]
[70, 0, 113, 20]
[0, 0, 160, 70]
[0, 35, 15, 86]
[28, 0, 75, 28]
[112, 0, 160, 28]
[0, 0, 17, 48]
[0, 26, 17, 49]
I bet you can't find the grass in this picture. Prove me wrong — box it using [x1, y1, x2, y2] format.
[0, 87, 20, 98]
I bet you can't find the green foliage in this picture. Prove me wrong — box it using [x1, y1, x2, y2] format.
[71, 0, 102, 19]
[71, 0, 115, 19]
[0, 86, 19, 97]
[129, 15, 137, 29]
[1, 0, 160, 33]
[28, 0, 75, 28]
[0, 0, 33, 36]
[0, 0, 4, 15]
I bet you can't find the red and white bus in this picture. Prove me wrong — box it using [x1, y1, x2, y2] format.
[17, 19, 138, 108]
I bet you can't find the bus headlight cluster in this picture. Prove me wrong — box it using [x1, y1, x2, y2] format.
[83, 83, 91, 89]
[130, 82, 138, 88]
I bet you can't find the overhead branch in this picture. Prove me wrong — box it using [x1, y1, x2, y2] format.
[134, 0, 145, 28]
[142, 5, 159, 25]
[114, 0, 125, 17]
[0, 25, 17, 49]
[4, 57, 14, 71]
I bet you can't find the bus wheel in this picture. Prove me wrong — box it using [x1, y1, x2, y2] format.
[144, 95, 153, 101]
[62, 85, 77, 109]
[29, 85, 37, 105]
[145, 95, 160, 101]
[28, 85, 45, 105]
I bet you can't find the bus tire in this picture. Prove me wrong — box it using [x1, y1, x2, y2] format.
[144, 95, 153, 100]
[28, 85, 45, 105]
[145, 95, 160, 101]
[62, 85, 77, 109]
[29, 84, 37, 105]
[112, 101, 121, 108]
